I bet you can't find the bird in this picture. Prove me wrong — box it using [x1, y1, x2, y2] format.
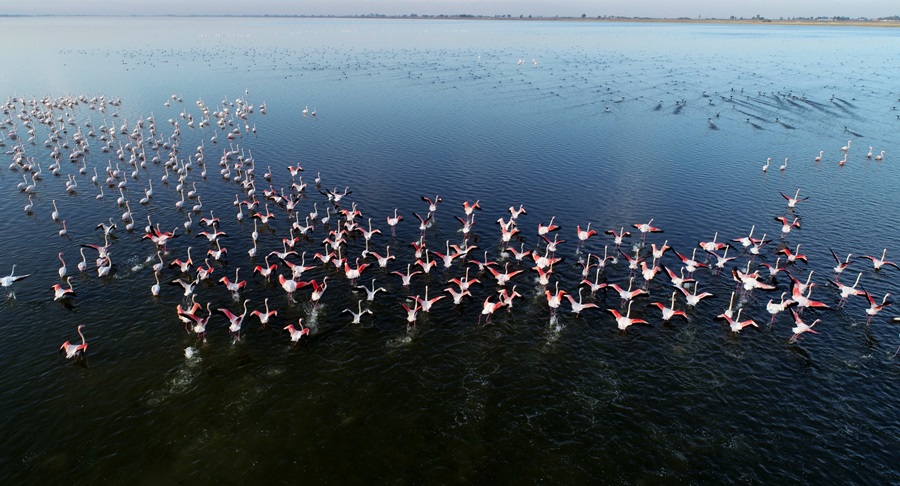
[251, 298, 278, 327]
[789, 310, 820, 343]
[564, 287, 599, 316]
[779, 157, 789, 171]
[609, 301, 650, 331]
[720, 308, 759, 333]
[814, 150, 823, 162]
[52, 277, 76, 301]
[219, 299, 250, 341]
[829, 249, 854, 276]
[680, 283, 713, 307]
[650, 291, 687, 322]
[57, 252, 67, 279]
[861, 249, 900, 271]
[284, 320, 310, 344]
[780, 188, 809, 209]
[59, 324, 88, 359]
[765, 292, 796, 326]
[342, 300, 373, 324]
[862, 290, 892, 323]
[1, 265, 31, 294]
[478, 296, 505, 325]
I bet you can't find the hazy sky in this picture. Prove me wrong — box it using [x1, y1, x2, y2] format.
[5, 0, 896, 19]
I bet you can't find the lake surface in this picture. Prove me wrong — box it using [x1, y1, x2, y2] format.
[1, 17, 898, 484]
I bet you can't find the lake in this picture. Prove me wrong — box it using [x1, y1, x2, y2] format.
[0, 17, 898, 483]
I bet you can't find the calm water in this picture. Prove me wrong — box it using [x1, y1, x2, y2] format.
[1, 17, 899, 483]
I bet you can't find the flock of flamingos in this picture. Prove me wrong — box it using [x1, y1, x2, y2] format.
[1, 92, 898, 363]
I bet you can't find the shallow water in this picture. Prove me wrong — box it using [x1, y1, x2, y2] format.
[1, 17, 899, 483]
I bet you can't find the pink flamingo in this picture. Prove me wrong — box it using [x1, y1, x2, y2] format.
[59, 324, 88, 359]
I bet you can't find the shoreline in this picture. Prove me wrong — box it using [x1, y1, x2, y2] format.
[0, 15, 898, 28]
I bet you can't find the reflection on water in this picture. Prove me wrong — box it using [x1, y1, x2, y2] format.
[1, 17, 899, 484]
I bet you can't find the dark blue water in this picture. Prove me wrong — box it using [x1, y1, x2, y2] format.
[0, 17, 898, 483]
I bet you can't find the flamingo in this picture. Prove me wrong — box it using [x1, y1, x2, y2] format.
[251, 298, 278, 327]
[862, 290, 892, 323]
[402, 301, 421, 329]
[780, 188, 809, 209]
[815, 150, 823, 162]
[778, 244, 807, 263]
[219, 299, 250, 340]
[841, 140, 851, 152]
[829, 249, 853, 276]
[789, 310, 820, 343]
[52, 277, 76, 301]
[508, 204, 527, 221]
[184, 303, 213, 340]
[445, 286, 472, 305]
[498, 285, 523, 310]
[356, 278, 387, 301]
[720, 291, 737, 320]
[606, 227, 632, 247]
[342, 300, 373, 324]
[392, 263, 421, 287]
[779, 157, 788, 171]
[487, 262, 523, 287]
[57, 252, 67, 279]
[680, 283, 713, 307]
[830, 272, 864, 303]
[875, 150, 885, 161]
[309, 277, 328, 305]
[284, 319, 310, 344]
[1, 265, 31, 295]
[650, 291, 687, 322]
[609, 301, 649, 331]
[537, 216, 560, 236]
[170, 247, 193, 273]
[564, 287, 598, 316]
[762, 157, 771, 172]
[219, 267, 246, 297]
[51, 199, 60, 222]
[545, 281, 567, 313]
[478, 296, 505, 324]
[171, 279, 198, 297]
[59, 324, 88, 359]
[632, 219, 663, 239]
[413, 285, 445, 313]
[765, 292, 796, 327]
[861, 249, 900, 271]
[151, 272, 160, 296]
[386, 208, 403, 235]
[721, 308, 759, 333]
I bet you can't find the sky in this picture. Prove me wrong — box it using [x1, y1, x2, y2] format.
[3, 0, 896, 19]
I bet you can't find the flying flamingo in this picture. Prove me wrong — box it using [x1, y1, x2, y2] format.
[789, 310, 820, 343]
[413, 285, 445, 313]
[1, 265, 31, 295]
[342, 300, 373, 324]
[284, 319, 310, 344]
[52, 277, 76, 301]
[720, 308, 759, 333]
[402, 301, 421, 329]
[861, 249, 900, 271]
[650, 291, 687, 322]
[609, 301, 650, 331]
[251, 298, 278, 327]
[680, 283, 713, 307]
[478, 296, 505, 325]
[565, 287, 599, 316]
[59, 324, 88, 359]
[219, 299, 250, 341]
[862, 290, 892, 323]
[545, 281, 567, 314]
[766, 292, 796, 327]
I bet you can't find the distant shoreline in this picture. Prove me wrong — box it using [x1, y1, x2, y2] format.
[1, 14, 898, 28]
